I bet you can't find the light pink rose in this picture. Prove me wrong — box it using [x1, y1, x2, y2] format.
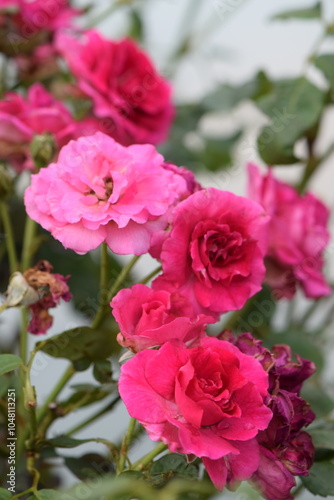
[248, 163, 331, 299]
[0, 83, 78, 170]
[119, 337, 273, 491]
[24, 132, 189, 255]
[111, 284, 214, 353]
[56, 30, 174, 146]
[153, 188, 269, 317]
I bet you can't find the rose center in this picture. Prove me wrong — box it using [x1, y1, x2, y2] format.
[86, 176, 114, 201]
[206, 231, 244, 266]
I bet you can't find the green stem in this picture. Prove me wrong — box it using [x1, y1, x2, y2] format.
[0, 201, 18, 273]
[118, 417, 137, 473]
[92, 255, 140, 329]
[108, 255, 141, 302]
[91, 243, 109, 328]
[170, 0, 203, 62]
[21, 215, 37, 271]
[139, 265, 162, 284]
[298, 143, 334, 193]
[20, 307, 29, 365]
[132, 442, 168, 470]
[10, 488, 34, 500]
[299, 299, 320, 326]
[36, 363, 75, 425]
[66, 395, 120, 436]
[85, 0, 133, 28]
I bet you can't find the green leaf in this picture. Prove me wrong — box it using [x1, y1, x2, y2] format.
[149, 453, 199, 480]
[0, 488, 13, 499]
[0, 354, 22, 375]
[45, 435, 95, 448]
[37, 326, 115, 367]
[27, 490, 58, 500]
[314, 54, 334, 92]
[158, 105, 205, 169]
[58, 384, 113, 414]
[302, 461, 334, 496]
[309, 429, 334, 450]
[200, 131, 242, 171]
[93, 359, 113, 384]
[301, 384, 334, 418]
[128, 8, 143, 41]
[64, 453, 115, 481]
[271, 2, 322, 21]
[256, 77, 325, 164]
[203, 70, 272, 112]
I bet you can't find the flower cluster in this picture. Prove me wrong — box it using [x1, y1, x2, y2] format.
[248, 163, 331, 299]
[0, 16, 174, 171]
[21, 126, 327, 496]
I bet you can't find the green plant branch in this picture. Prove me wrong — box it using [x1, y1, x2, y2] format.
[66, 394, 120, 436]
[0, 200, 19, 274]
[85, 0, 134, 29]
[91, 243, 109, 329]
[118, 416, 137, 473]
[92, 255, 140, 329]
[21, 215, 37, 271]
[132, 441, 168, 470]
[108, 255, 141, 302]
[36, 363, 76, 426]
[139, 265, 162, 284]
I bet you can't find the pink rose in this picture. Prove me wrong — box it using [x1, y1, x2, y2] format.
[24, 132, 189, 255]
[111, 284, 214, 352]
[153, 188, 269, 317]
[248, 163, 331, 299]
[0, 83, 78, 170]
[0, 0, 79, 56]
[119, 337, 273, 491]
[56, 30, 174, 146]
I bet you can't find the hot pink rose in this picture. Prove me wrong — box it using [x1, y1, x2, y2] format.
[0, 0, 79, 56]
[111, 284, 214, 352]
[248, 163, 331, 299]
[24, 132, 188, 255]
[56, 30, 174, 146]
[119, 337, 272, 491]
[0, 83, 78, 170]
[153, 188, 269, 317]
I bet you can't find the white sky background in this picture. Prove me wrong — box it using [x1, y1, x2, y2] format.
[2, 1, 334, 498]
